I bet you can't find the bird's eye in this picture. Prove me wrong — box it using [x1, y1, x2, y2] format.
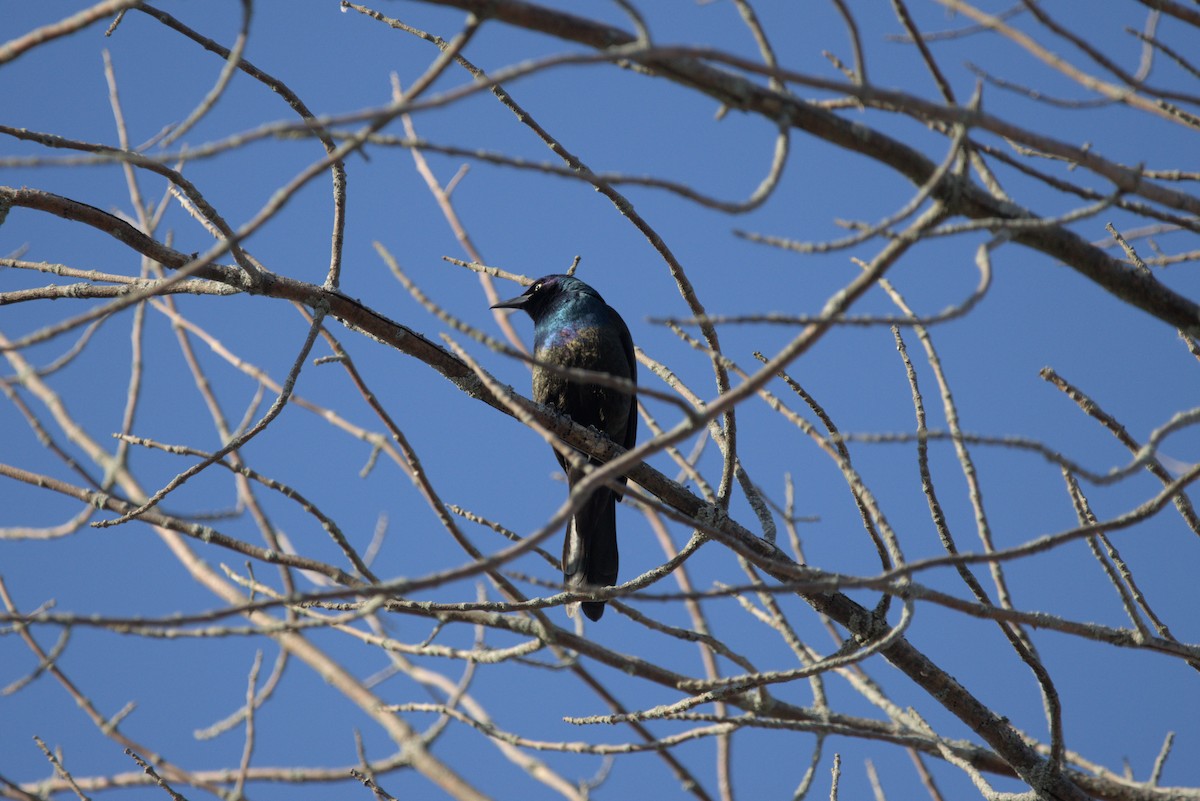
[531, 282, 542, 293]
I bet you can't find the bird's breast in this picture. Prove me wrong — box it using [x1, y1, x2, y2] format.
[536, 324, 610, 367]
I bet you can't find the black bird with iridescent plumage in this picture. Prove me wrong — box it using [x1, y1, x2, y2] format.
[492, 274, 637, 621]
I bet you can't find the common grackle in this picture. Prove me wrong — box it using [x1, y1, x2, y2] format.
[492, 275, 637, 621]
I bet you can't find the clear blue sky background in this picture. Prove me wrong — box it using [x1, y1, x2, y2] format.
[3, 2, 1199, 800]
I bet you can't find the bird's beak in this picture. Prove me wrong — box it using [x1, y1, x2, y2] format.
[491, 291, 530, 311]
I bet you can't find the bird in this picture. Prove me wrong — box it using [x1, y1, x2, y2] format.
[492, 274, 637, 621]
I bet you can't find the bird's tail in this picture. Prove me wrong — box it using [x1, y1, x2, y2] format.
[563, 485, 619, 622]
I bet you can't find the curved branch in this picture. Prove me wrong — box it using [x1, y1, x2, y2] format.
[406, 0, 1200, 336]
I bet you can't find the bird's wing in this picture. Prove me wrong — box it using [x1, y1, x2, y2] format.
[615, 307, 638, 453]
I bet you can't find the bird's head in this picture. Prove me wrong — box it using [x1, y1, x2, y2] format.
[490, 274, 599, 321]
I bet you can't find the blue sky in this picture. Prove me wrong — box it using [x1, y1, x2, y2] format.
[3, 2, 1200, 800]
